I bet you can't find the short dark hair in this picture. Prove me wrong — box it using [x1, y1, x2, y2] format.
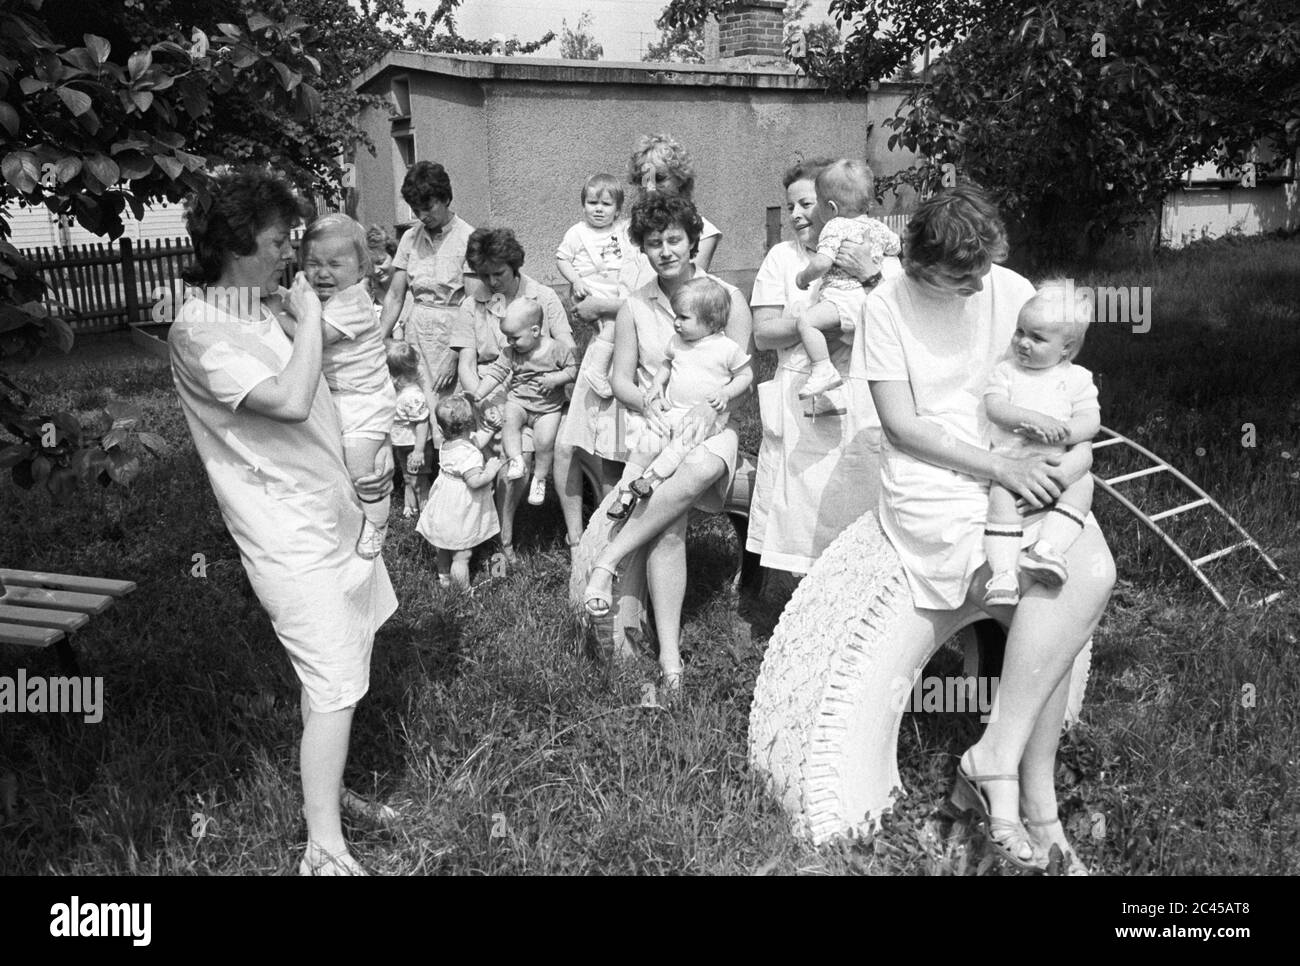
[465, 227, 525, 273]
[182, 168, 311, 285]
[627, 195, 703, 257]
[903, 183, 1009, 279]
[401, 161, 453, 211]
[782, 156, 833, 189]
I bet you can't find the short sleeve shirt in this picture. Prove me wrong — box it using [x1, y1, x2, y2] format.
[663, 332, 751, 409]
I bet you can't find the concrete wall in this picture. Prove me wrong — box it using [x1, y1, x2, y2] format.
[353, 56, 915, 286]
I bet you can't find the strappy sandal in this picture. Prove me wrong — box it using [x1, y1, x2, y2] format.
[948, 753, 1038, 870]
[299, 841, 369, 876]
[1024, 816, 1090, 876]
[584, 563, 618, 618]
[606, 488, 638, 520]
[341, 788, 399, 828]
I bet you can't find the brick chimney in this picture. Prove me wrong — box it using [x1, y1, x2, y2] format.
[716, 0, 786, 61]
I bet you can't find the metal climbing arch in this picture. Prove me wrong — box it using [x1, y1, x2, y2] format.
[1091, 426, 1286, 607]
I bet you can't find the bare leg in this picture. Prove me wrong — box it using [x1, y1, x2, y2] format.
[299, 689, 362, 874]
[554, 439, 585, 545]
[585, 450, 725, 604]
[502, 402, 527, 469]
[984, 482, 1024, 579]
[796, 310, 833, 366]
[531, 412, 561, 481]
[645, 514, 689, 685]
[963, 526, 1115, 848]
[494, 453, 531, 560]
[796, 301, 846, 396]
[435, 547, 451, 585]
[346, 436, 389, 557]
[450, 549, 473, 590]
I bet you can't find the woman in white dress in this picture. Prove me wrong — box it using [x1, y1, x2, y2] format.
[582, 194, 752, 690]
[747, 158, 902, 574]
[864, 185, 1113, 874]
[168, 169, 398, 875]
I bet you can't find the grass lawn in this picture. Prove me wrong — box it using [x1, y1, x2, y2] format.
[1, 234, 1297, 875]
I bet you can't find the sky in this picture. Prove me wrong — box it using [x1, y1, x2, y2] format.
[419, 0, 839, 62]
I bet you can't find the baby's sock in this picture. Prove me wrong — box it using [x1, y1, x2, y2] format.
[984, 523, 1023, 577]
[1036, 504, 1087, 555]
[809, 359, 838, 381]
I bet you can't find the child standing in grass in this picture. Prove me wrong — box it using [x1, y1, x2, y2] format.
[607, 277, 751, 518]
[794, 159, 900, 401]
[982, 282, 1100, 605]
[468, 300, 578, 506]
[386, 340, 433, 516]
[416, 394, 504, 590]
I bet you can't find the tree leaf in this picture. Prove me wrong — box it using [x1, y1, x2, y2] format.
[247, 12, 276, 34]
[84, 34, 111, 64]
[105, 399, 144, 428]
[101, 427, 128, 450]
[1, 151, 39, 193]
[114, 150, 152, 180]
[270, 59, 301, 91]
[130, 89, 154, 112]
[44, 315, 75, 353]
[56, 85, 93, 116]
[127, 49, 152, 81]
[107, 449, 141, 485]
[83, 153, 120, 187]
[137, 431, 168, 455]
[153, 153, 183, 180]
[53, 155, 82, 183]
[297, 82, 320, 118]
[0, 102, 18, 137]
[0, 443, 32, 469]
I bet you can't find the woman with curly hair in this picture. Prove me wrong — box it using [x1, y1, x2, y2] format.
[379, 161, 474, 398]
[580, 194, 752, 693]
[168, 168, 398, 875]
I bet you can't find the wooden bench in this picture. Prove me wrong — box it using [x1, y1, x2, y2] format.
[0, 569, 137, 672]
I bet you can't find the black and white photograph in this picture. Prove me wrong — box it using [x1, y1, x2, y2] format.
[0, 0, 1294, 917]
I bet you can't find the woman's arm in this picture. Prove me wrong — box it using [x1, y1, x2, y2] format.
[872, 379, 1065, 508]
[456, 345, 481, 397]
[243, 275, 324, 423]
[379, 268, 409, 339]
[694, 234, 719, 273]
[582, 330, 616, 399]
[574, 294, 625, 325]
[609, 302, 644, 414]
[752, 305, 801, 352]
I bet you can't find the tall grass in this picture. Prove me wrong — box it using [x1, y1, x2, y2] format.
[1, 235, 1296, 875]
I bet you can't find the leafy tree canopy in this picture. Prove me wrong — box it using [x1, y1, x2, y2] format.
[559, 11, 603, 61]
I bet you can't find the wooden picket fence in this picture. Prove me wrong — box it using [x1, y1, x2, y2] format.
[21, 238, 297, 334]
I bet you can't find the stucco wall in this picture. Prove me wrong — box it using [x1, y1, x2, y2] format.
[353, 59, 917, 285]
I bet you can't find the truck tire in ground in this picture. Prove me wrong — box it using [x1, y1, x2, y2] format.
[748, 511, 1092, 844]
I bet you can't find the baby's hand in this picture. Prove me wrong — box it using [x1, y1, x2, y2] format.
[286, 272, 321, 322]
[481, 406, 504, 431]
[706, 391, 727, 413]
[795, 271, 811, 291]
[1018, 416, 1068, 443]
[570, 278, 592, 301]
[407, 452, 425, 473]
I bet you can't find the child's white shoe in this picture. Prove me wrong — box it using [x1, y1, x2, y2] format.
[799, 363, 843, 400]
[527, 475, 547, 506]
[356, 519, 387, 559]
[983, 570, 1020, 606]
[1021, 541, 1068, 587]
[506, 457, 527, 481]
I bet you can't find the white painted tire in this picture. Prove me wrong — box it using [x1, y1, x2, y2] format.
[748, 511, 1092, 844]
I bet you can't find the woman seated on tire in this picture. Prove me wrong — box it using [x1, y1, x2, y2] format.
[863, 184, 1114, 875]
[449, 227, 573, 562]
[582, 194, 753, 690]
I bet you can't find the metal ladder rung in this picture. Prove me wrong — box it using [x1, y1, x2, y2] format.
[1105, 465, 1168, 485]
[1091, 436, 1125, 449]
[1193, 541, 1252, 566]
[1148, 497, 1210, 522]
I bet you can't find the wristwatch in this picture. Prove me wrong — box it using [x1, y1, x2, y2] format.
[861, 272, 883, 289]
